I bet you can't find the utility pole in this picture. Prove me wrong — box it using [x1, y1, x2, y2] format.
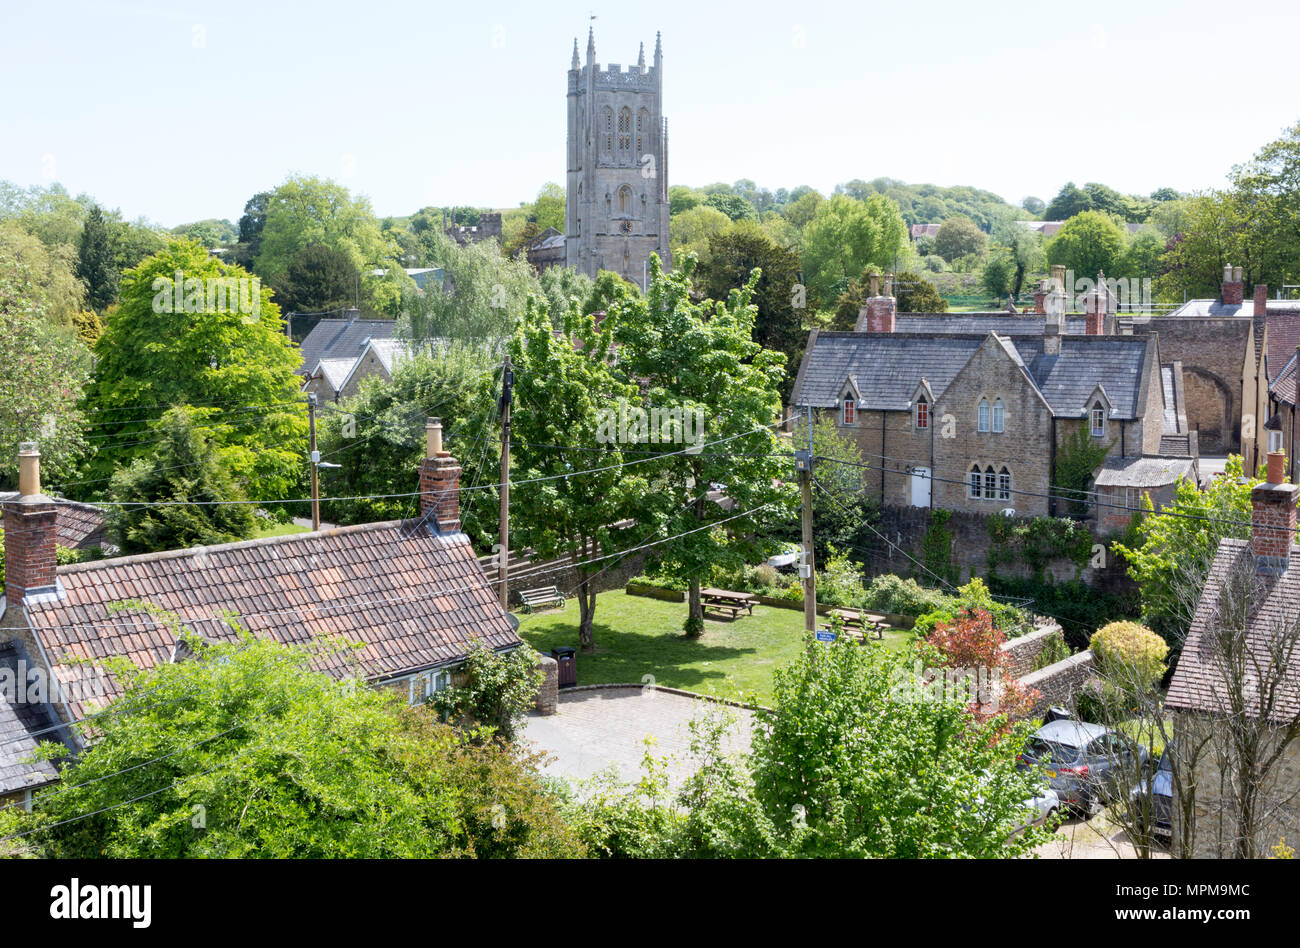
[498, 354, 514, 609]
[308, 394, 320, 531]
[797, 406, 817, 633]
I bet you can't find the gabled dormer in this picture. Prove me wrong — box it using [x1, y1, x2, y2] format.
[837, 375, 862, 427]
[909, 379, 934, 431]
[1084, 384, 1113, 438]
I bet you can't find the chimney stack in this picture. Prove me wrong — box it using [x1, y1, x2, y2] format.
[1222, 265, 1244, 305]
[855, 272, 896, 332]
[1254, 283, 1269, 317]
[1083, 271, 1116, 335]
[3, 442, 59, 609]
[1033, 280, 1048, 315]
[419, 418, 462, 533]
[1251, 450, 1297, 573]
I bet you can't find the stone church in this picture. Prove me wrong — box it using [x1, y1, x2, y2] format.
[565, 28, 671, 288]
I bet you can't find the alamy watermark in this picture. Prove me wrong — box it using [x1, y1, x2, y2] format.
[889, 659, 1006, 712]
[595, 402, 706, 453]
[151, 270, 261, 320]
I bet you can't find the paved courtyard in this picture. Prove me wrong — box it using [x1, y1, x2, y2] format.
[523, 685, 755, 789]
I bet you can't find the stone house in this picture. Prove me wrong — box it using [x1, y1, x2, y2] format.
[788, 277, 1189, 520]
[523, 227, 567, 272]
[0, 425, 537, 809]
[294, 314, 396, 377]
[1166, 451, 1300, 857]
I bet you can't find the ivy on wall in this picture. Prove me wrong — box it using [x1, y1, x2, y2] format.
[921, 508, 959, 586]
[986, 513, 1094, 578]
[1053, 422, 1114, 517]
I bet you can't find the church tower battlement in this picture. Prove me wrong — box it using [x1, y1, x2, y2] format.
[566, 27, 671, 288]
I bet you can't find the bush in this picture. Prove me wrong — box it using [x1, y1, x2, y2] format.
[862, 574, 949, 617]
[813, 545, 868, 607]
[1074, 676, 1131, 724]
[431, 641, 542, 742]
[913, 578, 1031, 638]
[1089, 621, 1168, 689]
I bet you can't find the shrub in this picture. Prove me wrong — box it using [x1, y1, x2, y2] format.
[1074, 676, 1130, 724]
[913, 578, 1031, 638]
[432, 641, 542, 742]
[862, 574, 949, 617]
[1089, 621, 1168, 689]
[1032, 629, 1071, 671]
[814, 545, 867, 607]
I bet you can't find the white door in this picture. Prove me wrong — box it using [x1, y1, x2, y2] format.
[911, 467, 931, 507]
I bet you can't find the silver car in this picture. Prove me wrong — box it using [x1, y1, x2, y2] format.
[1019, 719, 1150, 816]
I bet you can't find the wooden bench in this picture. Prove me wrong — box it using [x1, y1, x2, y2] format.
[519, 586, 566, 613]
[701, 588, 756, 620]
[827, 607, 887, 640]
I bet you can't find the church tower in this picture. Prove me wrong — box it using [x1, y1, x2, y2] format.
[566, 27, 671, 289]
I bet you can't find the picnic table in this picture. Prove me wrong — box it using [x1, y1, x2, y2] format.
[700, 588, 757, 620]
[821, 607, 887, 641]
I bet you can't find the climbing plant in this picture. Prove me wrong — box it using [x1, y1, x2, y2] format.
[1053, 422, 1114, 517]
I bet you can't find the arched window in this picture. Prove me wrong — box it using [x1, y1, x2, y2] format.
[999, 467, 1011, 501]
[618, 107, 632, 157]
[977, 399, 990, 432]
[915, 398, 929, 429]
[1091, 401, 1106, 436]
[602, 107, 614, 154]
[841, 398, 856, 426]
[969, 465, 982, 498]
[992, 399, 1005, 433]
[618, 185, 632, 215]
[984, 466, 997, 498]
[637, 108, 649, 158]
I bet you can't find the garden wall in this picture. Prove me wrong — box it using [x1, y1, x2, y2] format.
[1017, 650, 1095, 719]
[998, 623, 1063, 679]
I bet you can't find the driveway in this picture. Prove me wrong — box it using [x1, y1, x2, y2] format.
[1033, 811, 1171, 859]
[523, 685, 755, 790]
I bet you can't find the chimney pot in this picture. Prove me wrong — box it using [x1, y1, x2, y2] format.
[1221, 264, 1244, 305]
[5, 442, 58, 608]
[17, 441, 40, 497]
[426, 417, 443, 458]
[419, 430, 461, 533]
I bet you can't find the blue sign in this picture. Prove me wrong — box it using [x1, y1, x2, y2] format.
[815, 630, 836, 642]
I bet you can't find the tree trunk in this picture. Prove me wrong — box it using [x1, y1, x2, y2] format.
[687, 577, 704, 637]
[578, 575, 596, 653]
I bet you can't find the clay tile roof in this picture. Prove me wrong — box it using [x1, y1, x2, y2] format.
[1167, 538, 1300, 723]
[22, 520, 521, 721]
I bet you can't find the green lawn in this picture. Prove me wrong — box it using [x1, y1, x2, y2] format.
[517, 589, 914, 706]
[252, 521, 310, 539]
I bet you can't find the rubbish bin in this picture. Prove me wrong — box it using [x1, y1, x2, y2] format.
[551, 646, 577, 688]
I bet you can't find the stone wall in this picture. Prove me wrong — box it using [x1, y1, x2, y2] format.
[999, 624, 1064, 679]
[1019, 650, 1094, 719]
[534, 655, 558, 715]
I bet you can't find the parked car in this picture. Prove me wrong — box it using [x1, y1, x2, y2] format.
[1018, 719, 1151, 816]
[1022, 779, 1061, 831]
[1129, 747, 1173, 839]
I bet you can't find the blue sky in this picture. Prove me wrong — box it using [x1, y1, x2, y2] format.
[2, 0, 1297, 227]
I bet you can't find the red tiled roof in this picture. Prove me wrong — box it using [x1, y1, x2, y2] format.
[22, 520, 520, 720]
[1267, 308, 1300, 386]
[1166, 538, 1300, 723]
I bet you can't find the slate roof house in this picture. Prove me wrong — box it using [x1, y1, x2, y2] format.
[302, 338, 424, 403]
[1166, 450, 1300, 857]
[0, 424, 526, 808]
[788, 273, 1191, 519]
[294, 313, 397, 377]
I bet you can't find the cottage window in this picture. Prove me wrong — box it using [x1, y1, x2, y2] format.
[978, 399, 990, 432]
[984, 466, 997, 498]
[999, 467, 1011, 501]
[424, 669, 451, 700]
[841, 398, 856, 426]
[969, 465, 982, 498]
[1091, 402, 1106, 437]
[992, 399, 1005, 433]
[915, 399, 929, 429]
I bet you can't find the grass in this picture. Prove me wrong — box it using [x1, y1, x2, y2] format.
[251, 521, 310, 539]
[517, 589, 914, 706]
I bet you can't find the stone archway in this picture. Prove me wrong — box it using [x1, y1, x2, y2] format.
[1182, 367, 1236, 454]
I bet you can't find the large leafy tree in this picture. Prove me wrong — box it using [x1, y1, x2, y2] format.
[509, 298, 641, 650]
[0, 220, 85, 327]
[0, 631, 580, 858]
[801, 193, 907, 306]
[0, 241, 91, 487]
[1045, 210, 1126, 283]
[105, 407, 257, 553]
[750, 634, 1049, 857]
[271, 243, 358, 314]
[699, 222, 804, 402]
[610, 255, 795, 635]
[253, 175, 392, 285]
[76, 204, 119, 312]
[401, 231, 539, 343]
[933, 214, 987, 263]
[82, 240, 306, 501]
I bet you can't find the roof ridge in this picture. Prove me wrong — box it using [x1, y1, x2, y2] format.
[53, 519, 461, 574]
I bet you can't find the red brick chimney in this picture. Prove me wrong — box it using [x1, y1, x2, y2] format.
[856, 272, 896, 332]
[1222, 265, 1244, 305]
[419, 418, 462, 533]
[1033, 281, 1048, 315]
[1254, 283, 1269, 316]
[3, 442, 59, 609]
[1083, 272, 1114, 335]
[1251, 449, 1297, 573]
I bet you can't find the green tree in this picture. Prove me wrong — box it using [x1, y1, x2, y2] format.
[980, 249, 1015, 298]
[531, 182, 566, 232]
[934, 215, 987, 263]
[0, 629, 580, 858]
[509, 296, 641, 650]
[894, 269, 948, 313]
[1044, 182, 1095, 221]
[801, 194, 907, 305]
[82, 241, 306, 501]
[750, 633, 1049, 857]
[401, 231, 539, 343]
[1115, 454, 1257, 644]
[1046, 210, 1125, 283]
[610, 255, 795, 635]
[254, 175, 392, 284]
[669, 204, 731, 265]
[782, 190, 824, 229]
[0, 242, 91, 487]
[703, 192, 757, 221]
[699, 222, 804, 401]
[269, 243, 357, 314]
[105, 407, 257, 553]
[0, 220, 85, 327]
[76, 204, 119, 312]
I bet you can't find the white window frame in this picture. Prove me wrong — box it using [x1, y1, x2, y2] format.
[969, 466, 982, 498]
[992, 399, 1005, 433]
[984, 466, 997, 498]
[841, 398, 856, 426]
[1091, 404, 1106, 437]
[977, 399, 990, 432]
[915, 399, 929, 429]
[998, 467, 1011, 501]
